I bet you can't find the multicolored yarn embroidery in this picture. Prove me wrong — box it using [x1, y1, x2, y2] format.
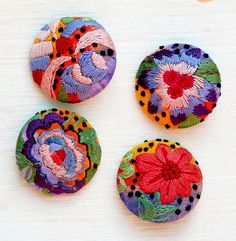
[16, 108, 101, 194]
[117, 140, 203, 223]
[135, 43, 221, 129]
[30, 17, 116, 103]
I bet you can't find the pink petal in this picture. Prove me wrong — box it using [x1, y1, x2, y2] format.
[136, 153, 162, 173]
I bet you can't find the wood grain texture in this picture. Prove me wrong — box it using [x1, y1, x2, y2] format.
[0, 0, 236, 240]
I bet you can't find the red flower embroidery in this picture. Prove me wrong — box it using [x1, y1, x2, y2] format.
[163, 70, 194, 99]
[136, 144, 202, 204]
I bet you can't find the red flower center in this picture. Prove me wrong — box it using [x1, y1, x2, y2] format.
[163, 70, 194, 99]
[51, 149, 66, 166]
[161, 161, 181, 180]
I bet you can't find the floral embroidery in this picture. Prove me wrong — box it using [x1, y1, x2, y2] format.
[30, 17, 116, 103]
[136, 144, 202, 204]
[136, 43, 221, 128]
[16, 109, 101, 194]
[117, 140, 203, 223]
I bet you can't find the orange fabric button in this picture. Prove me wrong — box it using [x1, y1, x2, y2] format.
[135, 43, 221, 128]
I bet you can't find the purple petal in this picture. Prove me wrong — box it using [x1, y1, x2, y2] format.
[170, 113, 187, 125]
[148, 93, 162, 114]
[193, 104, 211, 116]
[206, 88, 217, 102]
[152, 49, 173, 60]
[138, 69, 158, 89]
[186, 48, 202, 58]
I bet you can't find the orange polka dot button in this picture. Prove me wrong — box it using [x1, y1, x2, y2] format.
[135, 43, 221, 129]
[117, 139, 203, 223]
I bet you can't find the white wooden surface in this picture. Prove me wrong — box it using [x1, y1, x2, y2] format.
[0, 0, 236, 240]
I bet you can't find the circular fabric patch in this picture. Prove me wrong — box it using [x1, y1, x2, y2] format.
[30, 17, 116, 103]
[16, 108, 101, 194]
[135, 43, 221, 129]
[117, 139, 203, 223]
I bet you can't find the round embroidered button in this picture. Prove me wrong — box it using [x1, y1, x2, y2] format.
[30, 17, 116, 103]
[117, 140, 203, 223]
[16, 108, 101, 194]
[135, 43, 221, 128]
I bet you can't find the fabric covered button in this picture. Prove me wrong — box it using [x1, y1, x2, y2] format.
[117, 139, 203, 223]
[16, 109, 101, 194]
[30, 17, 116, 103]
[135, 43, 221, 128]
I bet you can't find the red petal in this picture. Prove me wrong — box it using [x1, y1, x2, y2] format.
[174, 177, 192, 197]
[167, 86, 183, 99]
[51, 149, 66, 165]
[163, 70, 180, 85]
[177, 74, 194, 89]
[136, 153, 162, 173]
[172, 147, 192, 166]
[138, 172, 163, 193]
[155, 144, 172, 164]
[56, 37, 74, 54]
[181, 165, 203, 183]
[32, 70, 44, 86]
[68, 93, 80, 103]
[159, 180, 178, 204]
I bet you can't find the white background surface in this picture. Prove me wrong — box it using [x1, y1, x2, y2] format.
[0, 0, 236, 240]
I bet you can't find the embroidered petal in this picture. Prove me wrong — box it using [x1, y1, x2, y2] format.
[186, 48, 202, 59]
[138, 68, 159, 89]
[155, 144, 172, 164]
[172, 147, 193, 166]
[136, 153, 162, 173]
[174, 177, 192, 198]
[138, 172, 163, 193]
[181, 165, 202, 183]
[159, 180, 179, 204]
[148, 93, 162, 114]
[193, 104, 211, 116]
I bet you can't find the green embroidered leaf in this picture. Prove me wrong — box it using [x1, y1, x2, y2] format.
[15, 115, 43, 183]
[16, 153, 36, 183]
[42, 188, 51, 195]
[16, 135, 24, 155]
[61, 17, 74, 24]
[136, 56, 157, 78]
[73, 117, 87, 129]
[79, 128, 97, 144]
[119, 164, 134, 178]
[118, 164, 134, 179]
[16, 153, 32, 171]
[25, 166, 36, 183]
[194, 61, 221, 84]
[155, 192, 161, 204]
[138, 195, 177, 222]
[117, 151, 135, 193]
[58, 85, 69, 103]
[85, 168, 96, 183]
[117, 177, 127, 193]
[179, 114, 200, 128]
[79, 128, 101, 164]
[119, 162, 130, 170]
[123, 151, 134, 163]
[82, 17, 93, 22]
[88, 142, 101, 165]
